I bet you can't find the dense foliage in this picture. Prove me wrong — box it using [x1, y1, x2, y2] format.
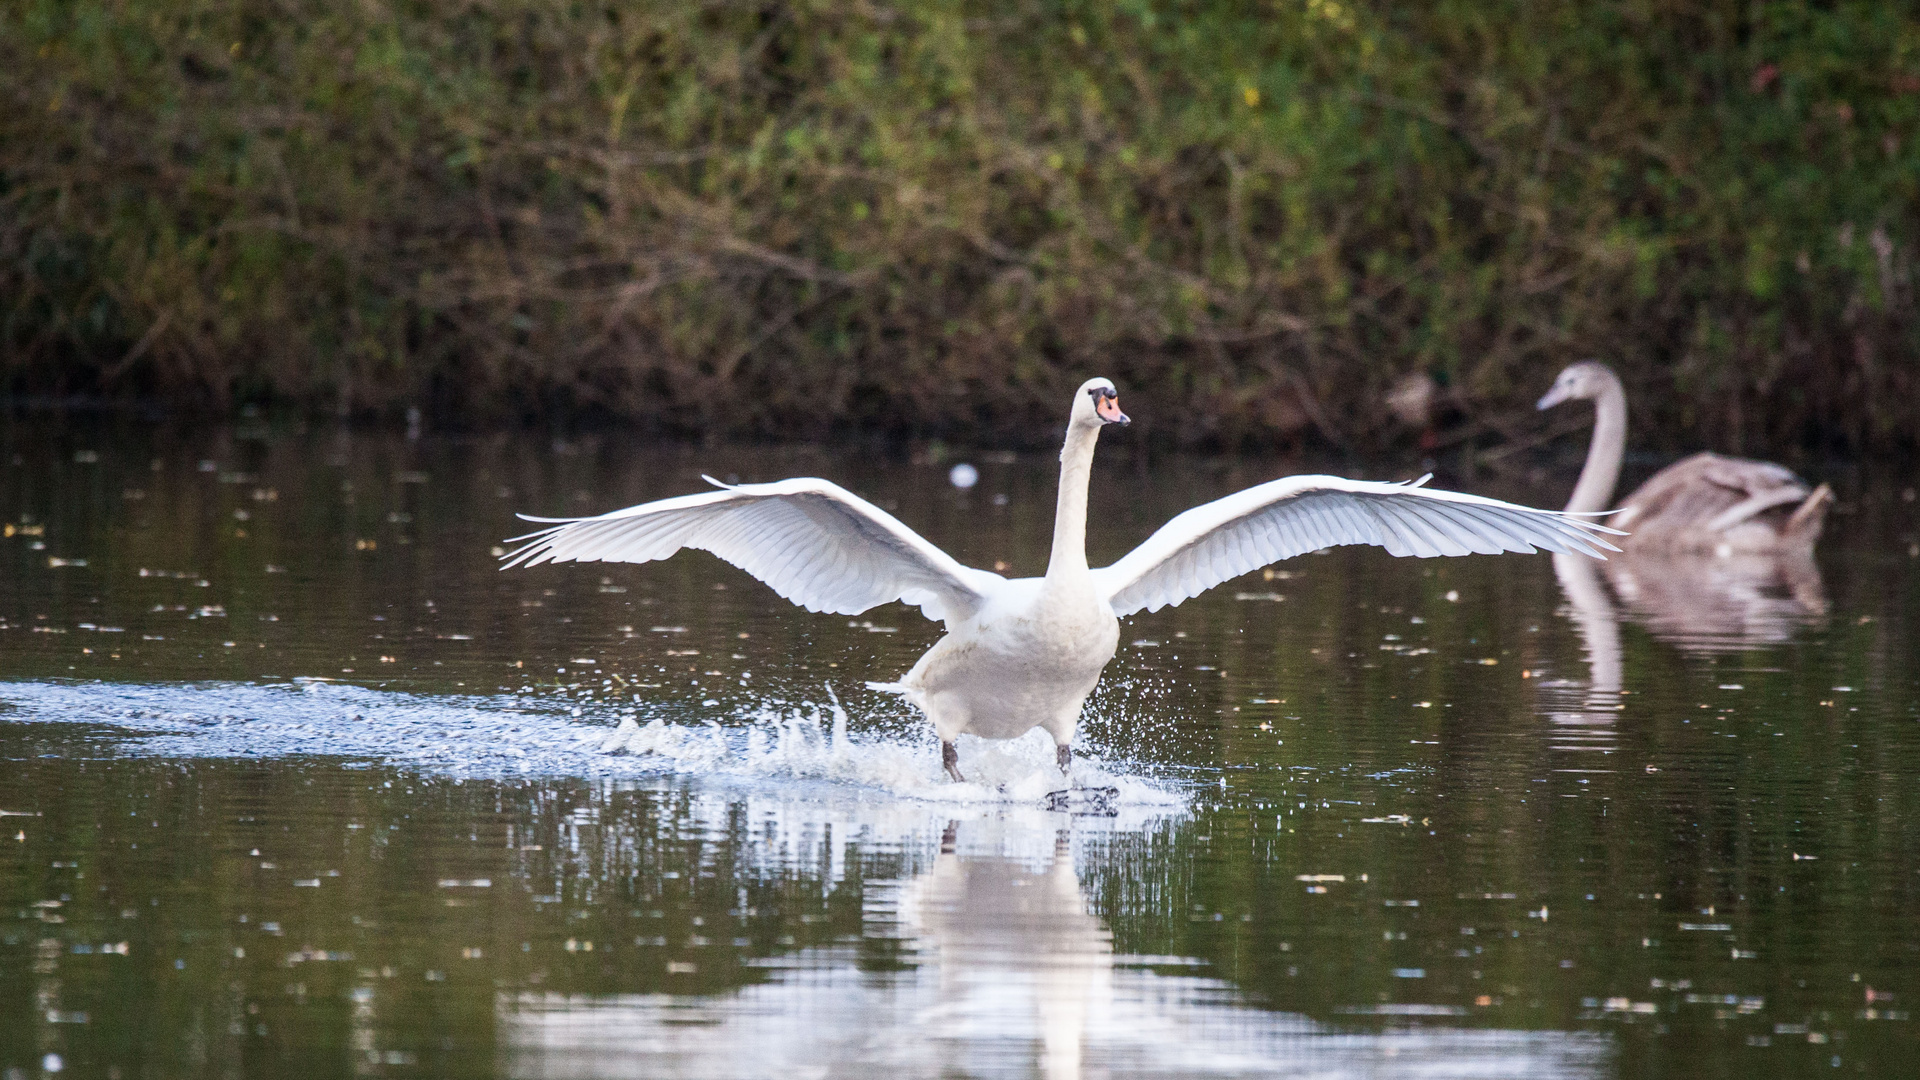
[3, 0, 1915, 451]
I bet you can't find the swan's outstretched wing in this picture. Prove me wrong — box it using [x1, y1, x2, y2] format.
[1093, 475, 1621, 617]
[502, 477, 999, 623]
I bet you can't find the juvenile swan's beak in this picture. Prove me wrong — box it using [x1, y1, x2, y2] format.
[1536, 385, 1570, 411]
[1095, 391, 1130, 425]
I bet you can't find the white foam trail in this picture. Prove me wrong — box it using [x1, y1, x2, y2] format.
[0, 680, 1185, 816]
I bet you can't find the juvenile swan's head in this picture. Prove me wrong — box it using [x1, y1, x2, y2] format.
[1071, 377, 1129, 427]
[1537, 361, 1620, 411]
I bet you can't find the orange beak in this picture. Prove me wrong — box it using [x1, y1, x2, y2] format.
[1096, 392, 1129, 425]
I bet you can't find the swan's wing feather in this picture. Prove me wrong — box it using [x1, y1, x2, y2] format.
[1697, 456, 1806, 497]
[1095, 475, 1621, 616]
[501, 478, 998, 623]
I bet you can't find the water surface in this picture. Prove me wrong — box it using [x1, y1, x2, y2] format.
[1, 419, 1916, 1078]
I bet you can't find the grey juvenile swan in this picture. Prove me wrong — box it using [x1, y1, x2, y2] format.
[505, 378, 1617, 781]
[1537, 362, 1830, 554]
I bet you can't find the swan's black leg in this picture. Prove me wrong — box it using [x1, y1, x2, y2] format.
[1056, 743, 1072, 774]
[943, 740, 965, 783]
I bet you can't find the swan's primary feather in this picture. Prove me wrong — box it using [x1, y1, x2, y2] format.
[500, 477, 999, 623]
[1093, 475, 1621, 617]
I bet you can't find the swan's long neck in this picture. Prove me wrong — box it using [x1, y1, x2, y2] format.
[1567, 377, 1627, 514]
[1046, 422, 1100, 581]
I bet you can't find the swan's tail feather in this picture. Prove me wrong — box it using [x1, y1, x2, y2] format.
[1784, 483, 1833, 545]
[864, 680, 928, 711]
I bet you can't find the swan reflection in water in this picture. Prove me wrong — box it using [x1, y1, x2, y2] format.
[499, 817, 1605, 1079]
[1545, 553, 1627, 758]
[1546, 547, 1829, 755]
[900, 824, 1108, 1080]
[1555, 549, 1828, 664]
[1601, 550, 1827, 654]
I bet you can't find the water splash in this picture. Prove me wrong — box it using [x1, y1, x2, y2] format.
[0, 679, 1183, 815]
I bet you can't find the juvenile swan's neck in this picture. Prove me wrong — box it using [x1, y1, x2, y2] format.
[1046, 423, 1101, 580]
[1567, 375, 1627, 514]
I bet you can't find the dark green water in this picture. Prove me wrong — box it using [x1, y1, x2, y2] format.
[1, 418, 1915, 1079]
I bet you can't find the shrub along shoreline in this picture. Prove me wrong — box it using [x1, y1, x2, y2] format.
[3, 1, 1915, 453]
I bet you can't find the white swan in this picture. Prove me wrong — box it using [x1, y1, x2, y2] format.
[504, 377, 1618, 781]
[1537, 361, 1831, 554]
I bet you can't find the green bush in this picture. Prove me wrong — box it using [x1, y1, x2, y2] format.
[3, 0, 1915, 452]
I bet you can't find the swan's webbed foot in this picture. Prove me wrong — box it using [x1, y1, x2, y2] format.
[942, 740, 966, 783]
[1056, 743, 1072, 774]
[1043, 785, 1119, 816]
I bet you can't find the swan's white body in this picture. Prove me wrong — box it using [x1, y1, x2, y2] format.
[890, 575, 1116, 749]
[506, 378, 1618, 780]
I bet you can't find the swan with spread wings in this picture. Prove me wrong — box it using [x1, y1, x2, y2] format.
[504, 378, 1619, 781]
